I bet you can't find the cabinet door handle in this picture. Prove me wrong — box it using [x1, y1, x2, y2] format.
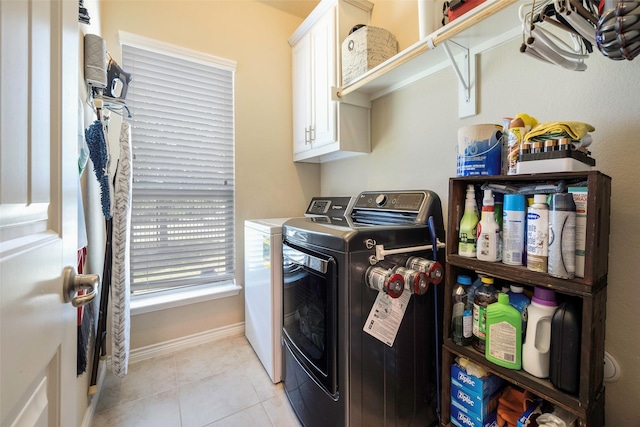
[305, 127, 310, 144]
[310, 126, 315, 143]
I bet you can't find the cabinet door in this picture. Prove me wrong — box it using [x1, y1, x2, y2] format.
[310, 7, 337, 148]
[292, 32, 312, 155]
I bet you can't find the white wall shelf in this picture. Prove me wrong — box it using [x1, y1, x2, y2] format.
[336, 0, 523, 114]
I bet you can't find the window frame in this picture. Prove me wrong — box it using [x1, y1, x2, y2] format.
[118, 31, 240, 312]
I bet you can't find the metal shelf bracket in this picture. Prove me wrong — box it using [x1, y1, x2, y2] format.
[442, 40, 477, 118]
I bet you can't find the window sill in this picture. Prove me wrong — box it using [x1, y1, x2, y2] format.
[130, 281, 242, 316]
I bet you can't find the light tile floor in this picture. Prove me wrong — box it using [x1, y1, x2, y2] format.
[92, 335, 302, 427]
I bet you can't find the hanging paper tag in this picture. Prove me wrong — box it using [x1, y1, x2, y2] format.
[363, 290, 411, 347]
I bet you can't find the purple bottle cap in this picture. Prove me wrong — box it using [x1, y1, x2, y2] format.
[533, 287, 556, 306]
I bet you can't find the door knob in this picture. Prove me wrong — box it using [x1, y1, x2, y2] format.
[63, 266, 99, 307]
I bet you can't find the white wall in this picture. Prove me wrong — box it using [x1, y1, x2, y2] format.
[322, 32, 640, 427]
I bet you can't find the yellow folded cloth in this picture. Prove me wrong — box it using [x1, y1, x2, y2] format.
[524, 121, 595, 142]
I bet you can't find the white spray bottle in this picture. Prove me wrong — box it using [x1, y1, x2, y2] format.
[477, 189, 501, 262]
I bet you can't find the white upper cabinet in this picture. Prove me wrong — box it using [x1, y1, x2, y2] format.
[310, 9, 336, 151]
[292, 31, 313, 156]
[289, 0, 373, 163]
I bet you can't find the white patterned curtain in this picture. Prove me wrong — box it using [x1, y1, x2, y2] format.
[111, 121, 132, 377]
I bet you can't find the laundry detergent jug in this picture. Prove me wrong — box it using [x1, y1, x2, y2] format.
[522, 287, 557, 378]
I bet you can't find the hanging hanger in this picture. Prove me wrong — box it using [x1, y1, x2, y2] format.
[101, 97, 132, 119]
[558, 6, 597, 45]
[530, 24, 589, 60]
[519, 0, 591, 71]
[89, 87, 132, 119]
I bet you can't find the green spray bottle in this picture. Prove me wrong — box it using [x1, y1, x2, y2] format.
[485, 293, 522, 369]
[458, 184, 479, 257]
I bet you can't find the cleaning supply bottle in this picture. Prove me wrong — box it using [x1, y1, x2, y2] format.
[458, 185, 479, 258]
[452, 275, 473, 346]
[477, 189, 501, 262]
[549, 298, 582, 395]
[500, 117, 512, 175]
[522, 287, 557, 378]
[494, 192, 504, 262]
[466, 275, 483, 314]
[472, 276, 498, 353]
[485, 293, 522, 369]
[502, 194, 526, 266]
[507, 284, 530, 337]
[527, 194, 549, 272]
[548, 193, 577, 279]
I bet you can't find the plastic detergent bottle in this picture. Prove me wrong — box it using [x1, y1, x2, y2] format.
[548, 193, 577, 279]
[502, 194, 526, 266]
[507, 285, 530, 337]
[466, 275, 483, 314]
[452, 275, 473, 346]
[485, 293, 522, 369]
[458, 185, 479, 258]
[472, 276, 498, 353]
[477, 189, 501, 262]
[549, 299, 582, 395]
[522, 287, 557, 378]
[527, 194, 549, 272]
[494, 192, 504, 262]
[500, 117, 512, 175]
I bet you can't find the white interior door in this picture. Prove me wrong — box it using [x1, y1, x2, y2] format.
[1, 0, 79, 426]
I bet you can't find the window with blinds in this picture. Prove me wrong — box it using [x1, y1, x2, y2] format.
[121, 37, 236, 296]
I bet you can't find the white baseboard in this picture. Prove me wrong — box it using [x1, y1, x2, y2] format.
[80, 322, 245, 426]
[129, 321, 245, 364]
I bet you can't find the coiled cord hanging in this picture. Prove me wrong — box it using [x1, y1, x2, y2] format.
[596, 1, 640, 60]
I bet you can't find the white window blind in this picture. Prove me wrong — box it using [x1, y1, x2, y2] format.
[122, 39, 236, 295]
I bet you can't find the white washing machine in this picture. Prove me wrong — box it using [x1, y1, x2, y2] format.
[244, 218, 289, 383]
